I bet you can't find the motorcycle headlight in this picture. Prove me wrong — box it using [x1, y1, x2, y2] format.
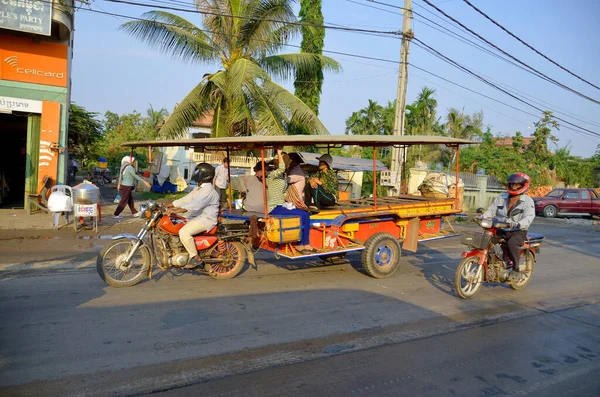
[479, 218, 493, 228]
[139, 203, 153, 219]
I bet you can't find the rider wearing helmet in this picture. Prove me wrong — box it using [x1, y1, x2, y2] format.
[167, 163, 219, 269]
[482, 172, 536, 281]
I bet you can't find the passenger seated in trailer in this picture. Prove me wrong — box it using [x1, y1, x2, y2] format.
[240, 161, 266, 213]
[305, 154, 338, 210]
[285, 152, 308, 210]
[267, 147, 315, 254]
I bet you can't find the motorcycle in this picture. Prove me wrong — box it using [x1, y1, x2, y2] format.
[87, 168, 112, 186]
[454, 216, 544, 299]
[97, 201, 255, 287]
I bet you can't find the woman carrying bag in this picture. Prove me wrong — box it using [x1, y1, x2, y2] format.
[113, 156, 151, 219]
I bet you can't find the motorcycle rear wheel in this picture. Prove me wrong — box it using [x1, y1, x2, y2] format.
[205, 241, 246, 280]
[97, 240, 150, 287]
[510, 251, 535, 290]
[454, 257, 484, 299]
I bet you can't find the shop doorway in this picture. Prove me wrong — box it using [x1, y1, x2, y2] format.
[0, 113, 28, 208]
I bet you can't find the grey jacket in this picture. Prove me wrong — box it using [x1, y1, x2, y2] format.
[482, 193, 536, 230]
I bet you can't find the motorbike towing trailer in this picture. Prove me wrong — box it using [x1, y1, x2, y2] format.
[123, 135, 475, 279]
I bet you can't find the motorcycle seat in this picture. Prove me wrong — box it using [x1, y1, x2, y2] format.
[526, 233, 544, 242]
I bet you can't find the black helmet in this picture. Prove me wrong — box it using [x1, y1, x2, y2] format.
[192, 163, 215, 184]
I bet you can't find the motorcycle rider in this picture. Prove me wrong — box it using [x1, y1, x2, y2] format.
[166, 163, 219, 269]
[482, 172, 536, 281]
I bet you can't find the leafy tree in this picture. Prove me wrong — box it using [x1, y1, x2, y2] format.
[92, 111, 156, 170]
[68, 103, 103, 168]
[512, 131, 525, 152]
[121, 1, 340, 138]
[459, 128, 531, 183]
[524, 111, 558, 166]
[294, 0, 325, 115]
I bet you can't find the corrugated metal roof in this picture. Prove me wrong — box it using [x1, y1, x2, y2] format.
[297, 152, 388, 172]
[122, 135, 475, 149]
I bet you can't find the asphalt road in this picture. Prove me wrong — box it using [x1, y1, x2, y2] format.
[156, 304, 600, 397]
[0, 217, 599, 396]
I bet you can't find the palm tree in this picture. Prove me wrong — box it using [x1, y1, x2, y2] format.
[344, 111, 365, 135]
[344, 100, 383, 135]
[381, 100, 395, 135]
[121, 1, 340, 138]
[146, 104, 169, 130]
[446, 108, 483, 140]
[415, 87, 437, 124]
[362, 99, 383, 135]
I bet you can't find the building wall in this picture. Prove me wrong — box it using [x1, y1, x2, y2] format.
[0, 2, 73, 201]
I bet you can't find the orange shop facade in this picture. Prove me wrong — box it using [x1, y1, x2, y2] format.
[0, 30, 72, 209]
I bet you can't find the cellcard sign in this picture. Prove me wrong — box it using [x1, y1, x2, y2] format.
[0, 0, 53, 36]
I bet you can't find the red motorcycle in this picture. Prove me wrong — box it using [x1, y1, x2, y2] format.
[454, 216, 544, 299]
[97, 201, 254, 287]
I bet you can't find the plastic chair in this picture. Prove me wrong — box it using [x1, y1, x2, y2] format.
[49, 185, 73, 229]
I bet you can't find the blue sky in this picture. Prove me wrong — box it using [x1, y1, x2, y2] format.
[71, 0, 600, 157]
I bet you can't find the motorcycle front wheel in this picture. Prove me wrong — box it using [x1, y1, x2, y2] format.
[205, 241, 246, 280]
[97, 240, 150, 287]
[454, 257, 484, 299]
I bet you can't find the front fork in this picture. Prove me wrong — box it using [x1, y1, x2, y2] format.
[119, 213, 160, 269]
[461, 248, 489, 280]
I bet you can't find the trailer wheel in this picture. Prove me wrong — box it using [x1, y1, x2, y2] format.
[361, 233, 401, 279]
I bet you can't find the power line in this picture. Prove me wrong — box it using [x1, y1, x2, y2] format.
[352, 0, 558, 83]
[353, 0, 600, 129]
[461, 0, 599, 91]
[409, 63, 538, 118]
[410, 63, 600, 138]
[63, 2, 600, 140]
[346, 0, 402, 16]
[99, 0, 403, 37]
[420, 0, 600, 106]
[411, 71, 536, 129]
[412, 38, 600, 139]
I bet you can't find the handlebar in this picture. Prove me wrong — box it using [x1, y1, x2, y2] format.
[474, 216, 515, 230]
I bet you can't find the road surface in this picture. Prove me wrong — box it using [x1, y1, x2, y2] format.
[0, 217, 598, 396]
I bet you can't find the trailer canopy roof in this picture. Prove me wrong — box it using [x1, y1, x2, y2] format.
[122, 135, 476, 149]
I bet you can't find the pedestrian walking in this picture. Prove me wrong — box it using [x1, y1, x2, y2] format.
[113, 156, 151, 219]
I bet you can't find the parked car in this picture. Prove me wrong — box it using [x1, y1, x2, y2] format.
[533, 188, 600, 217]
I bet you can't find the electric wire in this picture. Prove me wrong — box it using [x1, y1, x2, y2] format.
[99, 0, 403, 36]
[461, 0, 599, 90]
[369, 0, 600, 104]
[350, 0, 600, 129]
[52, 1, 600, 140]
[412, 38, 600, 139]
[420, 0, 600, 105]
[351, 1, 560, 85]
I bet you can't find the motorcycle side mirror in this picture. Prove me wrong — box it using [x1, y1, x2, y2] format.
[476, 207, 485, 214]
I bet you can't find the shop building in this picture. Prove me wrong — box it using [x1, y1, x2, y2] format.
[0, 0, 73, 209]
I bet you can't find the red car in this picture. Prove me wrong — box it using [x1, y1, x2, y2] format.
[533, 188, 600, 217]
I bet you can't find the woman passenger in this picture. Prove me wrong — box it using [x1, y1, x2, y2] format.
[268, 147, 315, 254]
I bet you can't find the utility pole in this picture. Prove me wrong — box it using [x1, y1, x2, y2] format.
[389, 0, 413, 196]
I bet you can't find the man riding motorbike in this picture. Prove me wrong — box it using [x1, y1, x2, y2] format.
[166, 163, 219, 269]
[482, 172, 536, 281]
